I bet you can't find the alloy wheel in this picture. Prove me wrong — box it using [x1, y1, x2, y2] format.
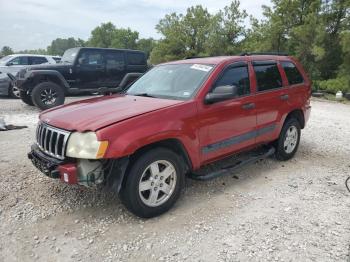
[40, 88, 57, 105]
[284, 126, 298, 154]
[138, 160, 177, 207]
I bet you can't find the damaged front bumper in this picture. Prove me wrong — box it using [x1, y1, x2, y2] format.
[28, 144, 129, 191]
[28, 144, 65, 179]
[28, 144, 102, 186]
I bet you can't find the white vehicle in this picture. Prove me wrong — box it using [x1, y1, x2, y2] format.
[0, 54, 60, 98]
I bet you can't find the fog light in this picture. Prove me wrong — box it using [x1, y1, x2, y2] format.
[58, 164, 78, 184]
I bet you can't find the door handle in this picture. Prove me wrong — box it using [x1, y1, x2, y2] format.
[241, 102, 255, 110]
[280, 94, 289, 101]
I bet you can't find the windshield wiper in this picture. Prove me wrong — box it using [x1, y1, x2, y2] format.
[132, 93, 157, 98]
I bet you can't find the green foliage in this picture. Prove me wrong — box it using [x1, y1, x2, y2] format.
[17, 49, 47, 55]
[317, 77, 350, 94]
[2, 0, 349, 84]
[47, 37, 85, 56]
[87, 22, 154, 58]
[137, 38, 156, 58]
[1, 46, 13, 56]
[150, 1, 247, 64]
[88, 22, 116, 48]
[88, 23, 139, 49]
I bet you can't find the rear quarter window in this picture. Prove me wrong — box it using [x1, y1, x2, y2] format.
[127, 52, 146, 65]
[281, 61, 304, 85]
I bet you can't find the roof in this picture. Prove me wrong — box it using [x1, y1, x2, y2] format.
[6, 54, 54, 58]
[162, 54, 292, 66]
[76, 47, 145, 53]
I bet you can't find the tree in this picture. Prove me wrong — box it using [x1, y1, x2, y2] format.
[47, 37, 85, 56]
[137, 38, 156, 58]
[88, 22, 116, 48]
[88, 22, 140, 50]
[205, 0, 247, 55]
[1, 46, 13, 56]
[17, 49, 47, 55]
[111, 28, 139, 49]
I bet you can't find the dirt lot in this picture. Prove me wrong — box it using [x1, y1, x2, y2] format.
[0, 97, 349, 262]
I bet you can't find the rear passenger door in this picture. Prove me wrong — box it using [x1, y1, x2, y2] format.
[252, 60, 290, 144]
[104, 50, 126, 87]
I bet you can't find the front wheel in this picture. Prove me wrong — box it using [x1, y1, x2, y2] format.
[32, 82, 65, 110]
[120, 148, 185, 218]
[275, 118, 301, 161]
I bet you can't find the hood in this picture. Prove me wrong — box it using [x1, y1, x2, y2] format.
[39, 95, 183, 132]
[26, 63, 70, 71]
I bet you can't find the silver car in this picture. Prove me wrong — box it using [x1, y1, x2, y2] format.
[0, 54, 59, 98]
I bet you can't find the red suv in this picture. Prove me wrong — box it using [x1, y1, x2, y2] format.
[28, 53, 311, 218]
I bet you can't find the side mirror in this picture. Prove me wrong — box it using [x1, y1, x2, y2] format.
[6, 62, 14, 66]
[205, 85, 238, 104]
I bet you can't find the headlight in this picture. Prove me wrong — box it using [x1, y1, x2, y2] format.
[66, 132, 108, 159]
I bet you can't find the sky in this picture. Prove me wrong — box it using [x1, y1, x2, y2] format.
[0, 0, 271, 51]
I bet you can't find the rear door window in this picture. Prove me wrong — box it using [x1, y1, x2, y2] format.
[281, 61, 304, 85]
[127, 52, 146, 65]
[253, 61, 283, 91]
[30, 56, 48, 65]
[105, 50, 125, 71]
[213, 63, 250, 97]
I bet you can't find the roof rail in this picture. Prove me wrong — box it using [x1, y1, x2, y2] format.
[239, 52, 289, 56]
[184, 56, 210, 59]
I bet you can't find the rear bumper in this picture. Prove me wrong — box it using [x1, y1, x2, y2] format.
[0, 82, 10, 96]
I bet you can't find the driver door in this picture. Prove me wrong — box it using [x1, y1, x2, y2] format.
[197, 62, 257, 164]
[75, 49, 105, 89]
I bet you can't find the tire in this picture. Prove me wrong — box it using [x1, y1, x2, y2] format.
[19, 90, 34, 106]
[9, 84, 20, 99]
[275, 118, 301, 161]
[120, 148, 185, 218]
[32, 82, 65, 110]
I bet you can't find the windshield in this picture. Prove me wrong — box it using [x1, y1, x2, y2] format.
[127, 63, 214, 100]
[0, 55, 15, 65]
[60, 48, 79, 64]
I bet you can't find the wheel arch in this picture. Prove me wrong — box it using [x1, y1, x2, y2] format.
[130, 138, 193, 173]
[114, 138, 193, 195]
[285, 109, 305, 129]
[31, 71, 69, 92]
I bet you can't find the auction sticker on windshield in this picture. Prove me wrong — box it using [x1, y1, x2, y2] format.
[190, 64, 213, 72]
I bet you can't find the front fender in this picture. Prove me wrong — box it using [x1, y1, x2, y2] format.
[21, 70, 69, 91]
[97, 101, 201, 169]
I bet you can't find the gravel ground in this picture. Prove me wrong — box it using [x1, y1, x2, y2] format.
[0, 96, 349, 262]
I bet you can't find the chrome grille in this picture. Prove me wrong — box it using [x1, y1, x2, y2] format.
[36, 122, 70, 160]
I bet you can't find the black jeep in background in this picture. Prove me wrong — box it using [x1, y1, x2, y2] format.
[16, 47, 148, 110]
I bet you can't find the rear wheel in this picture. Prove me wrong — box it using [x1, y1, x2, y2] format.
[9, 84, 20, 98]
[19, 90, 34, 106]
[275, 118, 301, 161]
[120, 148, 184, 218]
[32, 82, 65, 110]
